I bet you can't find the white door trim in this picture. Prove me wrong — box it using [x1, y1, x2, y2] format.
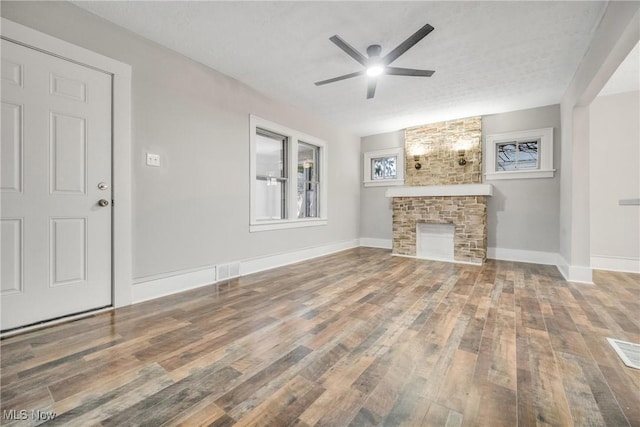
[1, 18, 133, 307]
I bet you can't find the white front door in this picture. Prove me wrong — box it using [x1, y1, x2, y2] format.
[1, 39, 112, 331]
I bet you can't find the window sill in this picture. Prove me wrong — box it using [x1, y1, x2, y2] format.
[363, 179, 405, 188]
[250, 218, 328, 232]
[485, 169, 555, 180]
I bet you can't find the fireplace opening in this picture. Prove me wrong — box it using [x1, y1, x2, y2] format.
[416, 223, 455, 262]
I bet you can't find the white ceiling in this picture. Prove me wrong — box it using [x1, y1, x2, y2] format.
[73, 1, 608, 137]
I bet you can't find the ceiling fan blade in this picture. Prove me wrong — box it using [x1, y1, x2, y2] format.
[314, 71, 365, 86]
[382, 23, 434, 65]
[385, 67, 435, 77]
[329, 35, 368, 66]
[367, 78, 377, 99]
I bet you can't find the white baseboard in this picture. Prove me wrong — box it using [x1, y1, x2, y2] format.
[240, 239, 360, 276]
[487, 247, 557, 265]
[556, 254, 593, 284]
[132, 266, 217, 303]
[488, 248, 595, 284]
[359, 238, 393, 249]
[130, 239, 359, 304]
[591, 255, 640, 273]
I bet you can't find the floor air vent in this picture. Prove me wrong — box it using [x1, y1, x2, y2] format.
[607, 338, 640, 370]
[216, 262, 240, 282]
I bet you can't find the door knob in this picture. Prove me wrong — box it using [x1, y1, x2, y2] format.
[98, 199, 110, 207]
[98, 182, 109, 190]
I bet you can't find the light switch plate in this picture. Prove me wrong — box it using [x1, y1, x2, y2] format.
[146, 153, 160, 167]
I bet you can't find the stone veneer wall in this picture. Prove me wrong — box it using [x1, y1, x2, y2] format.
[392, 196, 488, 264]
[405, 116, 482, 186]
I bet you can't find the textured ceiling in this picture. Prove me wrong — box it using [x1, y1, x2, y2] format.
[73, 1, 607, 136]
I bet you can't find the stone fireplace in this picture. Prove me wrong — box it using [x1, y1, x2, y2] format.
[386, 116, 491, 265]
[387, 185, 491, 264]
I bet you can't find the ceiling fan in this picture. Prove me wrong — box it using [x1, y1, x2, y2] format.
[315, 23, 435, 99]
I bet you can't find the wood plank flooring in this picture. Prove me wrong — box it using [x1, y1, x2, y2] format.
[1, 247, 639, 426]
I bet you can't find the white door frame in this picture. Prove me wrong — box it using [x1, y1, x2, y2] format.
[1, 18, 133, 307]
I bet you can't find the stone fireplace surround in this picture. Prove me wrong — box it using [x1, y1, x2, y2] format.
[385, 184, 492, 265]
[392, 116, 490, 265]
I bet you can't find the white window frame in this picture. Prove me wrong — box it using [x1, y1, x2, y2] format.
[249, 115, 327, 232]
[363, 147, 405, 187]
[484, 127, 555, 180]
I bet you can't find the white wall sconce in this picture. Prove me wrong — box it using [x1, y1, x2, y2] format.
[411, 146, 426, 170]
[456, 139, 473, 166]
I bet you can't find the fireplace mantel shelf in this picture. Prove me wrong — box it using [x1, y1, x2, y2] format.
[385, 184, 493, 198]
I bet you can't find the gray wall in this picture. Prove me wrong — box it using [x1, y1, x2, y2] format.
[483, 105, 561, 253]
[590, 91, 640, 260]
[360, 130, 404, 242]
[2, 2, 361, 280]
[360, 105, 561, 255]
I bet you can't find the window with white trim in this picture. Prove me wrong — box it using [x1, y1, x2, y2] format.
[250, 115, 327, 232]
[297, 142, 320, 218]
[255, 129, 288, 221]
[363, 147, 405, 187]
[485, 127, 555, 180]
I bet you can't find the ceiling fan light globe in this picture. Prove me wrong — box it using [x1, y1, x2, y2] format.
[367, 65, 384, 77]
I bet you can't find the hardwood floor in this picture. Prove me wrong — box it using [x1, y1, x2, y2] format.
[1, 247, 639, 426]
